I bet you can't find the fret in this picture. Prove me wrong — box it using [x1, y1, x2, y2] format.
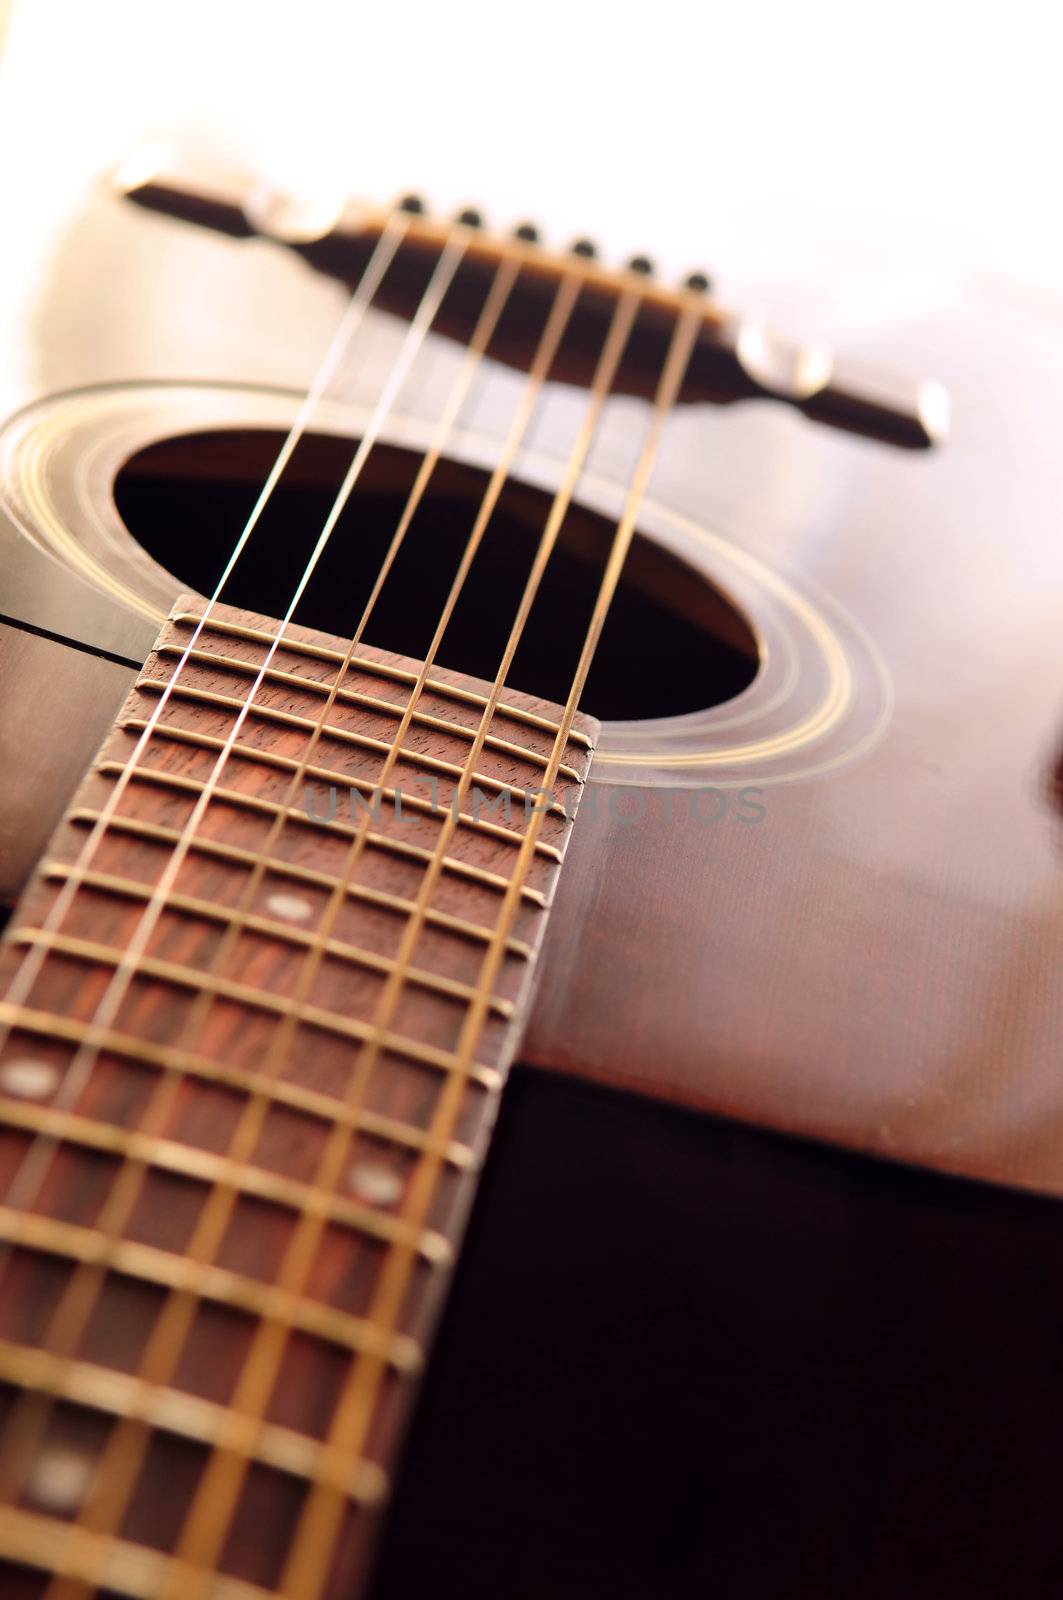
[0, 1097, 452, 1263]
[0, 1504, 282, 1600]
[0, 597, 598, 1600]
[8, 929, 505, 1089]
[0, 1341, 389, 1502]
[40, 862, 516, 1018]
[93, 764, 551, 905]
[173, 610, 596, 748]
[153, 643, 584, 780]
[0, 1002, 477, 1169]
[0, 1205, 422, 1370]
[120, 716, 568, 857]
[67, 811, 534, 955]
[136, 676, 574, 813]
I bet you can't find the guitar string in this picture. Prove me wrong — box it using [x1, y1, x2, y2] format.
[16, 219, 576, 1593]
[26, 246, 529, 1594]
[42, 252, 587, 1600]
[0, 218, 461, 1225]
[49, 262, 640, 1587]
[2, 206, 697, 1593]
[44, 245, 524, 1325]
[282, 302, 703, 1600]
[162, 280, 642, 1587]
[0, 208, 410, 1100]
[0, 210, 413, 1507]
[0, 212, 468, 1503]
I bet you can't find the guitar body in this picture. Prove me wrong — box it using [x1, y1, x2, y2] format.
[1, 176, 1062, 1597]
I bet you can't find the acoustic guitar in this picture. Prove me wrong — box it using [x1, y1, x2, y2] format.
[0, 153, 1060, 1600]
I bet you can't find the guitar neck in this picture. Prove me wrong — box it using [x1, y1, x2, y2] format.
[0, 599, 596, 1600]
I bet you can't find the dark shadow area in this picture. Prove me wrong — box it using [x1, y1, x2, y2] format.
[372, 1067, 1063, 1600]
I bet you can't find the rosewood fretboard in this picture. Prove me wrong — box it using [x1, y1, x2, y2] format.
[0, 599, 596, 1600]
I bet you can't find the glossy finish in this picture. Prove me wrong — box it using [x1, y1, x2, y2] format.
[524, 279, 1063, 1197]
[2, 167, 1063, 1600]
[1, 186, 1061, 1203]
[0, 623, 133, 901]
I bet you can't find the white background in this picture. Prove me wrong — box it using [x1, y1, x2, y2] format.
[1, 0, 1061, 334]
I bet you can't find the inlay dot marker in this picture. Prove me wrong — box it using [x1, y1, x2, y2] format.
[27, 1448, 92, 1513]
[348, 1160, 404, 1208]
[266, 892, 313, 922]
[0, 1058, 60, 1099]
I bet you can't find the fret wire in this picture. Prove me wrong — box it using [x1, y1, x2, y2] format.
[0, 1001, 476, 1168]
[93, 764, 549, 904]
[0, 213, 409, 1173]
[161, 268, 589, 1592]
[0, 1340, 389, 1502]
[281, 310, 700, 1599]
[0, 200, 630, 1600]
[66, 809, 533, 954]
[8, 929, 503, 1088]
[0, 954, 435, 1516]
[0, 1505, 280, 1600]
[40, 861, 516, 1018]
[0, 244, 424, 1525]
[0, 1205, 421, 1370]
[181, 265, 623, 1595]
[153, 643, 584, 779]
[11, 237, 528, 1599]
[119, 716, 568, 854]
[172, 611, 595, 748]
[0, 215, 468, 1212]
[0, 1096, 453, 1263]
[137, 675, 577, 805]
[0, 262, 598, 1600]
[0, 214, 457, 1592]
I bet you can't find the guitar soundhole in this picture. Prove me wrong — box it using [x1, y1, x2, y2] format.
[114, 428, 758, 721]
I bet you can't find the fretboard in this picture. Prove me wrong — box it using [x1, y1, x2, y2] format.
[0, 598, 596, 1600]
